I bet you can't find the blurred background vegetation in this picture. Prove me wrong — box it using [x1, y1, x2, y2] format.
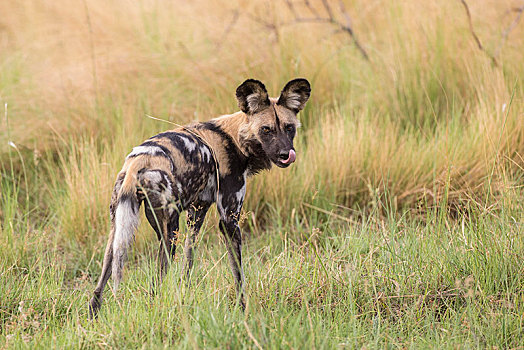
[1, 0, 523, 234]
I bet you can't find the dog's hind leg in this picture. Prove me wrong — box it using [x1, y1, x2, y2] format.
[88, 228, 115, 319]
[183, 202, 211, 283]
[141, 169, 178, 287]
[89, 176, 124, 319]
[111, 193, 140, 294]
[145, 208, 174, 286]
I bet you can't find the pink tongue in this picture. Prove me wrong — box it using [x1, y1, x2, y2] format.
[282, 149, 296, 164]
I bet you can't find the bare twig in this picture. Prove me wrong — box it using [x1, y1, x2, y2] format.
[459, 0, 484, 51]
[216, 9, 240, 51]
[81, 0, 98, 98]
[244, 321, 263, 350]
[375, 290, 521, 300]
[459, 0, 499, 66]
[244, 11, 280, 41]
[460, 0, 524, 66]
[282, 0, 369, 60]
[216, 0, 370, 60]
[337, 0, 369, 60]
[302, 202, 358, 224]
[321, 0, 334, 18]
[458, 0, 524, 67]
[284, 0, 298, 18]
[244, 12, 276, 31]
[303, 0, 320, 18]
[494, 5, 524, 59]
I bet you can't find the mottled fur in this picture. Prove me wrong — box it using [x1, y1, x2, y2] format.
[89, 78, 311, 318]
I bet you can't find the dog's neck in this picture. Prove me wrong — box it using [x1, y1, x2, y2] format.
[210, 112, 249, 156]
[206, 112, 272, 175]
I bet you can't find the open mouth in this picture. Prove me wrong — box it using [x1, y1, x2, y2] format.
[276, 149, 296, 167]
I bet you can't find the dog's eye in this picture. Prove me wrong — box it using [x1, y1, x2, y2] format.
[261, 126, 271, 134]
[285, 125, 295, 132]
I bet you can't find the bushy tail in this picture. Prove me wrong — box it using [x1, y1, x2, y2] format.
[111, 158, 149, 290]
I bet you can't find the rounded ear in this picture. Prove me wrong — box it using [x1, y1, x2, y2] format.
[277, 78, 311, 113]
[235, 79, 270, 114]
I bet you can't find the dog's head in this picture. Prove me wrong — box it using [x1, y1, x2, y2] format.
[236, 78, 311, 168]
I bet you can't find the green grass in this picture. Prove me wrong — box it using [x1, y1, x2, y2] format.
[1, 0, 524, 348]
[1, 187, 523, 348]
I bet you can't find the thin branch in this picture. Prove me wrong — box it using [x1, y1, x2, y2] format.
[292, 17, 332, 24]
[460, 1, 524, 66]
[216, 9, 240, 51]
[337, 0, 369, 60]
[81, 0, 98, 99]
[284, 0, 298, 18]
[284, 0, 369, 60]
[223, 0, 369, 60]
[459, 0, 484, 50]
[321, 0, 334, 19]
[243, 321, 263, 350]
[302, 202, 358, 224]
[303, 0, 320, 18]
[375, 290, 521, 301]
[245, 12, 275, 31]
[244, 11, 280, 41]
[459, 0, 498, 66]
[338, 0, 352, 28]
[494, 5, 524, 59]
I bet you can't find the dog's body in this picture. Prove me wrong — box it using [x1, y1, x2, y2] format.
[89, 79, 311, 317]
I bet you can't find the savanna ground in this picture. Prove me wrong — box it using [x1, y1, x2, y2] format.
[1, 0, 523, 348]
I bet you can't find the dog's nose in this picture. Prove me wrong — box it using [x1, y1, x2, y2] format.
[279, 151, 290, 160]
[279, 149, 296, 164]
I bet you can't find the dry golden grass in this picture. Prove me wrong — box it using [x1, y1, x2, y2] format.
[1, 0, 523, 229]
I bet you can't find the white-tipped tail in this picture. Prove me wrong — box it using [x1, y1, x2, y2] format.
[112, 198, 139, 290]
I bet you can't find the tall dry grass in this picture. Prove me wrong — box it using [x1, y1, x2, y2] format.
[0, 0, 523, 235]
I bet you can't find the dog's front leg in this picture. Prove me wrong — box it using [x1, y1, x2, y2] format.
[219, 218, 245, 310]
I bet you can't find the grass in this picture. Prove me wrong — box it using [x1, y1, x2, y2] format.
[1, 0, 524, 348]
[1, 195, 523, 348]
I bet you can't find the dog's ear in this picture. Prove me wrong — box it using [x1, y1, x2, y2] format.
[277, 78, 311, 113]
[236, 79, 270, 114]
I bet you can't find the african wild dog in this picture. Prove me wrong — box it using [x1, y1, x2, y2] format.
[88, 78, 311, 317]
